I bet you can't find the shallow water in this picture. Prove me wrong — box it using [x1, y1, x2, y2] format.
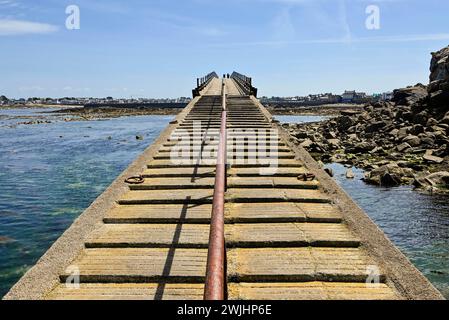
[329, 163, 449, 298]
[0, 109, 173, 297]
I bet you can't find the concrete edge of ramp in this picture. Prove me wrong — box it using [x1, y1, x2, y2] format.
[2, 95, 202, 300]
[250, 95, 445, 300]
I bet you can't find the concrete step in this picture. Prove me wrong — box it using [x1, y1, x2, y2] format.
[153, 152, 295, 160]
[158, 146, 292, 153]
[60, 248, 208, 283]
[228, 282, 399, 300]
[46, 282, 399, 300]
[147, 159, 302, 168]
[182, 118, 266, 122]
[142, 166, 307, 178]
[162, 141, 287, 147]
[104, 203, 342, 224]
[46, 283, 204, 300]
[226, 188, 330, 203]
[170, 132, 277, 138]
[59, 247, 380, 284]
[227, 247, 385, 283]
[129, 177, 318, 190]
[118, 188, 329, 205]
[85, 223, 360, 249]
[176, 126, 273, 130]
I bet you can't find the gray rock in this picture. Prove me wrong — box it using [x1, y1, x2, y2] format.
[327, 139, 341, 147]
[397, 142, 412, 152]
[300, 139, 313, 148]
[364, 163, 404, 186]
[365, 121, 387, 133]
[346, 168, 355, 179]
[414, 171, 449, 189]
[423, 154, 444, 164]
[427, 118, 439, 126]
[336, 116, 354, 131]
[392, 84, 428, 106]
[397, 127, 410, 140]
[380, 173, 402, 187]
[403, 135, 421, 147]
[411, 124, 425, 135]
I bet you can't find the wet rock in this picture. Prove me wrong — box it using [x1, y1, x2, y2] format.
[380, 173, 402, 187]
[364, 163, 404, 187]
[346, 168, 355, 179]
[136, 135, 144, 140]
[414, 171, 449, 189]
[324, 168, 334, 177]
[0, 236, 14, 244]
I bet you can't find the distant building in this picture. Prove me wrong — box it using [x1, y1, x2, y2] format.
[342, 90, 356, 102]
[382, 92, 393, 101]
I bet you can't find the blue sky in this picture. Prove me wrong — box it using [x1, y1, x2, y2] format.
[1, 0, 449, 98]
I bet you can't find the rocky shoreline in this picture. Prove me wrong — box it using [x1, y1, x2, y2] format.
[283, 45, 449, 193]
[268, 104, 364, 116]
[51, 106, 182, 120]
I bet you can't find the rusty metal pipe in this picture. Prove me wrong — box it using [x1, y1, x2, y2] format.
[204, 82, 227, 300]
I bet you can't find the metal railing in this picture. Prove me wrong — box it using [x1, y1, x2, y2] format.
[192, 72, 219, 97]
[204, 80, 227, 300]
[231, 72, 258, 97]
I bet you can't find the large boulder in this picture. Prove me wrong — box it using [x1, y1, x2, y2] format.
[413, 171, 449, 190]
[392, 84, 428, 106]
[364, 163, 404, 187]
[430, 45, 449, 82]
[429, 45, 449, 109]
[336, 116, 355, 131]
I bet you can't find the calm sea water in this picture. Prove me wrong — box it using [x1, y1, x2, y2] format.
[0, 111, 447, 298]
[0, 108, 173, 297]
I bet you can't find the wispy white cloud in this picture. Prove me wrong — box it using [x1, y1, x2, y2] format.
[0, 19, 58, 36]
[210, 33, 449, 47]
[0, 0, 20, 8]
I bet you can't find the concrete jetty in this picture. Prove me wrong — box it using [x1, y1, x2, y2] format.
[4, 74, 444, 300]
